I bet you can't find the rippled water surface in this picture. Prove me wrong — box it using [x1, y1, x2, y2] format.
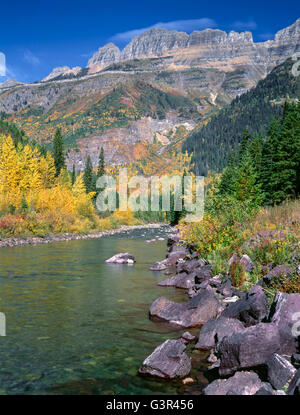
[0, 227, 198, 395]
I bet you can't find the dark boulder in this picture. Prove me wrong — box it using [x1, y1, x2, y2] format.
[149, 259, 169, 271]
[167, 234, 180, 247]
[166, 250, 188, 266]
[158, 272, 196, 289]
[217, 323, 281, 376]
[139, 339, 191, 379]
[288, 369, 300, 395]
[203, 371, 263, 395]
[221, 285, 268, 326]
[149, 290, 223, 328]
[105, 253, 135, 264]
[176, 258, 207, 274]
[181, 332, 196, 344]
[268, 291, 300, 354]
[217, 278, 234, 298]
[255, 383, 286, 395]
[192, 265, 212, 284]
[195, 317, 245, 350]
[265, 353, 296, 390]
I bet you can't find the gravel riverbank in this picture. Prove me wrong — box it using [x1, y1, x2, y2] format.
[0, 223, 166, 248]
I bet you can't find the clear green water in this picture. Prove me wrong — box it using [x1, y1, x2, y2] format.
[0, 227, 199, 395]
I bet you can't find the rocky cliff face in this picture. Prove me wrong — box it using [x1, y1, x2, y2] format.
[86, 18, 300, 73]
[0, 18, 299, 170]
[87, 42, 121, 72]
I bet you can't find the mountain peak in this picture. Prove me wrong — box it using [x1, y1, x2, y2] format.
[0, 78, 22, 89]
[87, 43, 121, 70]
[42, 66, 71, 82]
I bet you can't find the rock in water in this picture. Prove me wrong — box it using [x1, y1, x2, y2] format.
[265, 354, 296, 390]
[139, 339, 191, 379]
[149, 290, 222, 328]
[217, 323, 281, 376]
[195, 317, 245, 350]
[105, 253, 135, 264]
[181, 332, 196, 344]
[149, 260, 169, 271]
[203, 371, 263, 395]
[268, 291, 300, 354]
[158, 272, 196, 289]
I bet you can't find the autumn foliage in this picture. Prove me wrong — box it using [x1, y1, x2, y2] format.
[0, 134, 101, 236]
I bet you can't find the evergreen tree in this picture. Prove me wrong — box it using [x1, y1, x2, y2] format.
[233, 154, 264, 209]
[53, 128, 65, 177]
[250, 133, 264, 174]
[239, 130, 251, 162]
[260, 117, 281, 204]
[71, 164, 76, 186]
[218, 149, 239, 195]
[272, 102, 300, 203]
[97, 147, 105, 178]
[83, 156, 94, 194]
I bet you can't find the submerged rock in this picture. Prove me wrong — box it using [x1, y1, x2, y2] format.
[181, 332, 196, 344]
[149, 290, 222, 328]
[105, 253, 135, 264]
[139, 339, 191, 379]
[149, 260, 169, 271]
[203, 371, 263, 395]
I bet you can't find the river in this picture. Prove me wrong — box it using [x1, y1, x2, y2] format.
[0, 226, 205, 395]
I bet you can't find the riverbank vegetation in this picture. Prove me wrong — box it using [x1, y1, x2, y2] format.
[0, 130, 141, 238]
[179, 101, 300, 293]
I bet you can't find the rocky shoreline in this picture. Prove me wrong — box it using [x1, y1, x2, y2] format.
[0, 223, 165, 249]
[139, 233, 300, 395]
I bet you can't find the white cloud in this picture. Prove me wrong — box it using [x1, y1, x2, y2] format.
[231, 20, 257, 31]
[0, 52, 6, 76]
[111, 18, 217, 43]
[23, 49, 41, 66]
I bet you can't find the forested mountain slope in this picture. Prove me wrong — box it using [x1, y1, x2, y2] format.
[182, 59, 300, 175]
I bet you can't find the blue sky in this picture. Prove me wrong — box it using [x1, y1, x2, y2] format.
[0, 0, 299, 83]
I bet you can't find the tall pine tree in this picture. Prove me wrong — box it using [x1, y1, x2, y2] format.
[83, 156, 94, 194]
[272, 102, 300, 203]
[53, 128, 65, 177]
[259, 117, 281, 205]
[71, 164, 76, 186]
[97, 147, 105, 178]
